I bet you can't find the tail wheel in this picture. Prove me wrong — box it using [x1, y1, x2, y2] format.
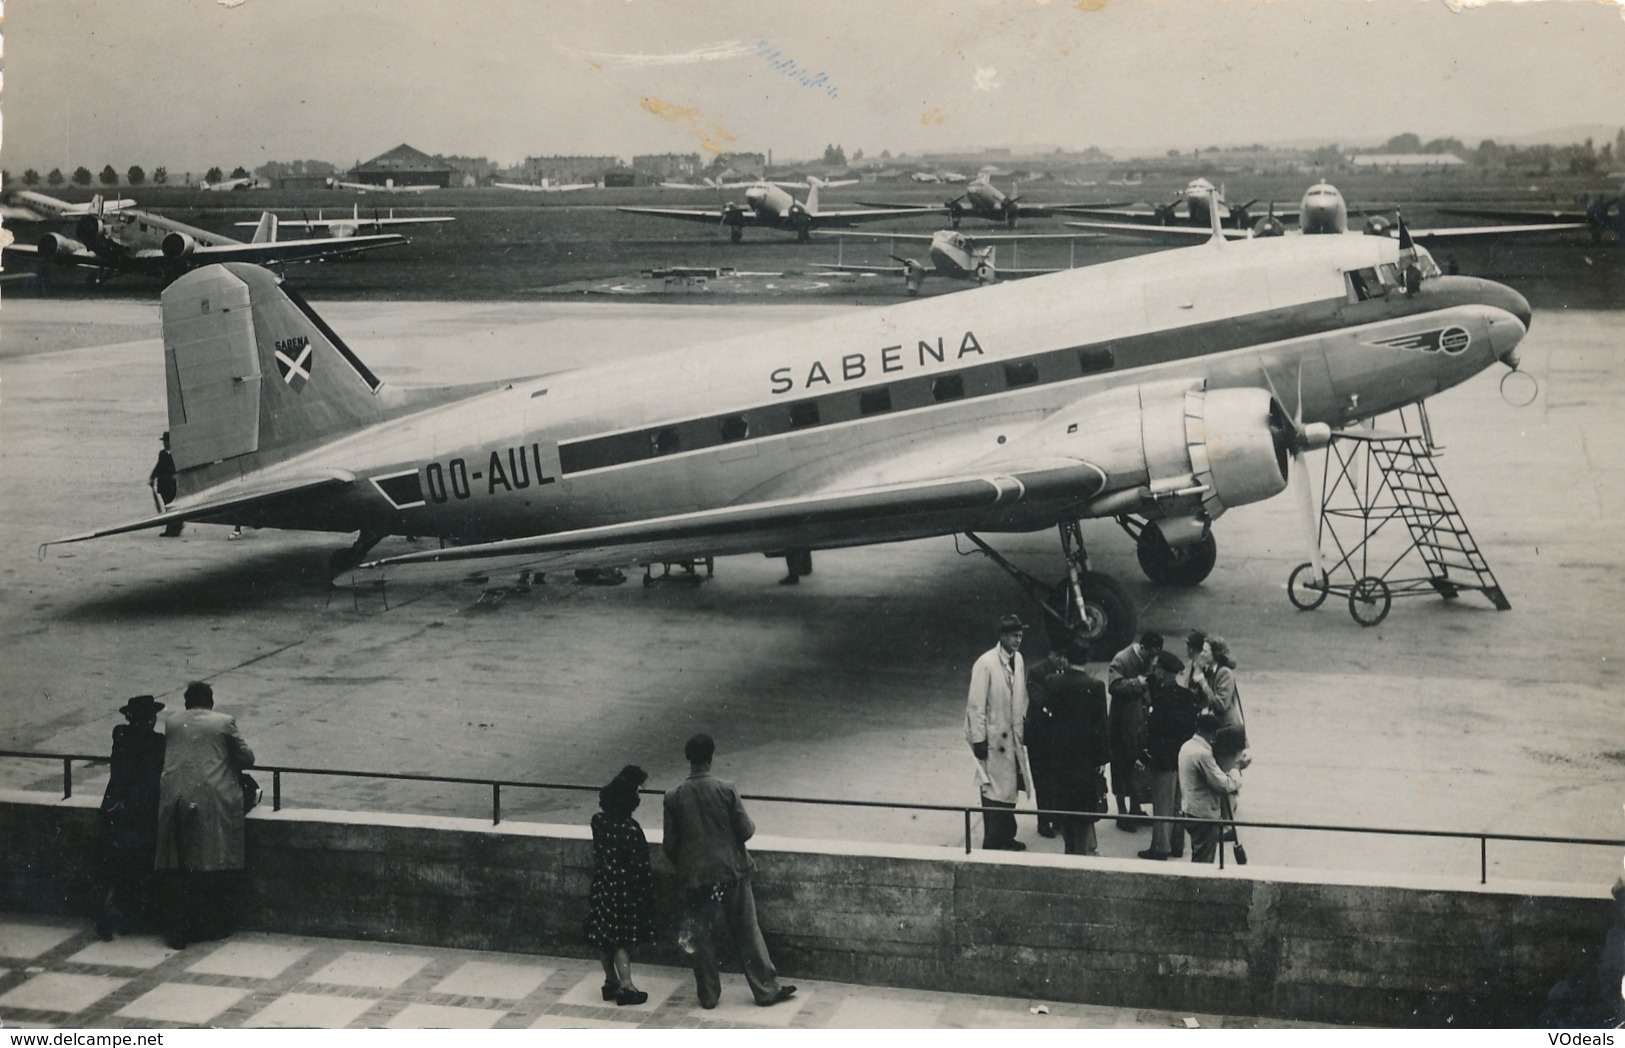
[1045, 572, 1135, 660]
[1135, 527, 1217, 587]
[1287, 563, 1330, 610]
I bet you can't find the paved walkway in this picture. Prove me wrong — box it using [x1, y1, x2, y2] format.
[0, 913, 1337, 1030]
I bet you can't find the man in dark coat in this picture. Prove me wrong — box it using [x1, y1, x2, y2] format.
[155, 681, 255, 949]
[662, 733, 796, 1011]
[1043, 644, 1111, 856]
[1139, 652, 1198, 861]
[1022, 650, 1068, 838]
[1107, 632, 1162, 830]
[148, 431, 183, 537]
[96, 695, 166, 939]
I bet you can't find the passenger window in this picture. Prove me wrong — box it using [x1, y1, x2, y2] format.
[1004, 361, 1039, 388]
[1078, 348, 1114, 375]
[859, 388, 893, 415]
[719, 415, 749, 442]
[650, 428, 680, 456]
[789, 401, 820, 428]
[932, 374, 965, 402]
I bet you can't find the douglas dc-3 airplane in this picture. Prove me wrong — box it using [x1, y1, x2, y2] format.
[1065, 181, 1587, 245]
[812, 229, 1100, 294]
[1059, 177, 1289, 233]
[4, 205, 407, 283]
[619, 179, 916, 242]
[0, 191, 136, 224]
[327, 178, 440, 194]
[860, 175, 1130, 229]
[42, 210, 1532, 655]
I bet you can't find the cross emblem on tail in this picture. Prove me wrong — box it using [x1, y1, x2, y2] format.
[275, 335, 313, 391]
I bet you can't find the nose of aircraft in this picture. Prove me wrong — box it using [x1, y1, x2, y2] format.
[1484, 280, 1532, 368]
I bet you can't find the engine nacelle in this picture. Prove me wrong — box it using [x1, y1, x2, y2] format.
[1070, 383, 1289, 524]
[162, 232, 198, 259]
[328, 223, 359, 239]
[37, 233, 88, 262]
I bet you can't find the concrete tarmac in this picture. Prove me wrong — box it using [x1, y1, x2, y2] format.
[1, 296, 1620, 888]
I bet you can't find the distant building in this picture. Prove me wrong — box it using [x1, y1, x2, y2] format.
[351, 144, 455, 188]
[523, 155, 618, 185]
[439, 155, 499, 187]
[633, 153, 702, 180]
[1349, 153, 1466, 172]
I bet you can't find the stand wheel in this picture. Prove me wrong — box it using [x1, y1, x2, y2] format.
[1046, 572, 1136, 660]
[1287, 562, 1329, 610]
[1348, 576, 1391, 627]
[1136, 527, 1216, 587]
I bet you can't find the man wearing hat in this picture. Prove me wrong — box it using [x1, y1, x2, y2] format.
[148, 431, 182, 537]
[95, 695, 167, 939]
[965, 614, 1032, 851]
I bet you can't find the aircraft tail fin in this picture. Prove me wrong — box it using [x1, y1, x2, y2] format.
[161, 263, 394, 490]
[249, 212, 279, 243]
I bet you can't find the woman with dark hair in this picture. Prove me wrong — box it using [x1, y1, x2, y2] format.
[585, 765, 656, 1006]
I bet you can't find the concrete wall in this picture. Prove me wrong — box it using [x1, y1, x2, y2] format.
[1, 791, 1612, 1027]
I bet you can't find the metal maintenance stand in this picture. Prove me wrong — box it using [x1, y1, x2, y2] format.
[1287, 403, 1510, 627]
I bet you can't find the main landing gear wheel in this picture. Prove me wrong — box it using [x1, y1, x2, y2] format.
[1287, 562, 1330, 611]
[1135, 528, 1217, 587]
[1046, 572, 1135, 660]
[1348, 576, 1391, 627]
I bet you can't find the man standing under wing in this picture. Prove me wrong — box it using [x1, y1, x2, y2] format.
[966, 614, 1031, 851]
[663, 733, 797, 1010]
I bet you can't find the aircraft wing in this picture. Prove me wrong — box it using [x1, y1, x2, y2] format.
[856, 200, 951, 214]
[1014, 200, 1132, 218]
[1063, 219, 1250, 241]
[348, 459, 1107, 586]
[616, 206, 754, 226]
[187, 233, 409, 265]
[809, 207, 946, 226]
[235, 216, 453, 231]
[1393, 221, 1587, 242]
[1435, 206, 1588, 224]
[811, 262, 908, 275]
[41, 473, 355, 549]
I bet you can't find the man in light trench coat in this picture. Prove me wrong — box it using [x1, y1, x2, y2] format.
[965, 614, 1032, 851]
[155, 681, 255, 950]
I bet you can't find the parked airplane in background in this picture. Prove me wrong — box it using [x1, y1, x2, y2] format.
[1060, 177, 1291, 233]
[493, 180, 595, 192]
[1435, 195, 1622, 243]
[812, 228, 1099, 294]
[233, 205, 454, 238]
[199, 177, 263, 192]
[860, 175, 1127, 228]
[42, 204, 1531, 654]
[4, 205, 407, 283]
[619, 180, 914, 242]
[326, 178, 440, 194]
[1066, 181, 1586, 245]
[1, 191, 135, 224]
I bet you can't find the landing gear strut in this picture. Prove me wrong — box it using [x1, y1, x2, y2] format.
[328, 529, 386, 580]
[964, 521, 1137, 659]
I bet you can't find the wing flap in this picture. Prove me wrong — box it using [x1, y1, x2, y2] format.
[42, 472, 354, 550]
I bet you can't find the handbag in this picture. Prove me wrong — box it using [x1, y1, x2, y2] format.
[240, 771, 262, 813]
[1219, 793, 1246, 865]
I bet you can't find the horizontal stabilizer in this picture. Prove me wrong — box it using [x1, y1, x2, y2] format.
[41, 472, 353, 551]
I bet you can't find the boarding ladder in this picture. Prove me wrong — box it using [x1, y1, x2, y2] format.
[1287, 403, 1510, 627]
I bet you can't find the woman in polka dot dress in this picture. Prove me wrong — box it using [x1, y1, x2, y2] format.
[585, 764, 656, 1006]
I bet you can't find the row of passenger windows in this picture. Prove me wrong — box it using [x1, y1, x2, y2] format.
[629, 347, 1118, 461]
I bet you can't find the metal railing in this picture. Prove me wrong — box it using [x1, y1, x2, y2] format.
[5, 749, 1619, 886]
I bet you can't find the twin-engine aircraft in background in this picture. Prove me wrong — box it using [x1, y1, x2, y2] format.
[3, 203, 408, 283]
[812, 229, 1100, 294]
[199, 177, 264, 192]
[1, 191, 137, 224]
[1065, 181, 1587, 245]
[860, 175, 1129, 229]
[43, 201, 1532, 654]
[493, 180, 595, 192]
[326, 178, 440, 194]
[1059, 177, 1291, 235]
[1434, 196, 1622, 244]
[618, 179, 918, 242]
[233, 205, 454, 238]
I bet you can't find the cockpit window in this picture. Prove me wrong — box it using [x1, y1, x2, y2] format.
[1344, 266, 1389, 303]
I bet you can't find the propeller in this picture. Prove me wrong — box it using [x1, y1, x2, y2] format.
[890, 254, 927, 295]
[973, 246, 997, 284]
[1152, 198, 1182, 226]
[1251, 202, 1285, 238]
[1264, 366, 1332, 578]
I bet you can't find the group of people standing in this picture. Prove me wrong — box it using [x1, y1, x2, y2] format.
[964, 616, 1250, 863]
[94, 682, 256, 949]
[582, 734, 797, 1011]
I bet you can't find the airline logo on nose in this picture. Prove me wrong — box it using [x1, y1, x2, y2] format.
[1367, 326, 1471, 356]
[275, 335, 314, 391]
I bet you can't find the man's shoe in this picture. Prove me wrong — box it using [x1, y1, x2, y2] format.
[614, 988, 649, 1007]
[601, 981, 619, 1001]
[1137, 849, 1169, 861]
[1169, 850, 1185, 859]
[1007, 840, 1026, 852]
[164, 936, 187, 950]
[758, 985, 797, 1007]
[700, 1000, 718, 1010]
[1037, 822, 1057, 838]
[1115, 818, 1137, 831]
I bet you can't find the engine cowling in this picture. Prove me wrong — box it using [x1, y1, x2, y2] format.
[38, 233, 88, 262]
[1065, 383, 1291, 524]
[162, 232, 198, 259]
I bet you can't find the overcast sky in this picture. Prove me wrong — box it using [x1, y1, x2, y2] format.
[4, 0, 1623, 176]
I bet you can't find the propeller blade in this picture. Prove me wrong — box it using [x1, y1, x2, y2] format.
[1291, 448, 1323, 577]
